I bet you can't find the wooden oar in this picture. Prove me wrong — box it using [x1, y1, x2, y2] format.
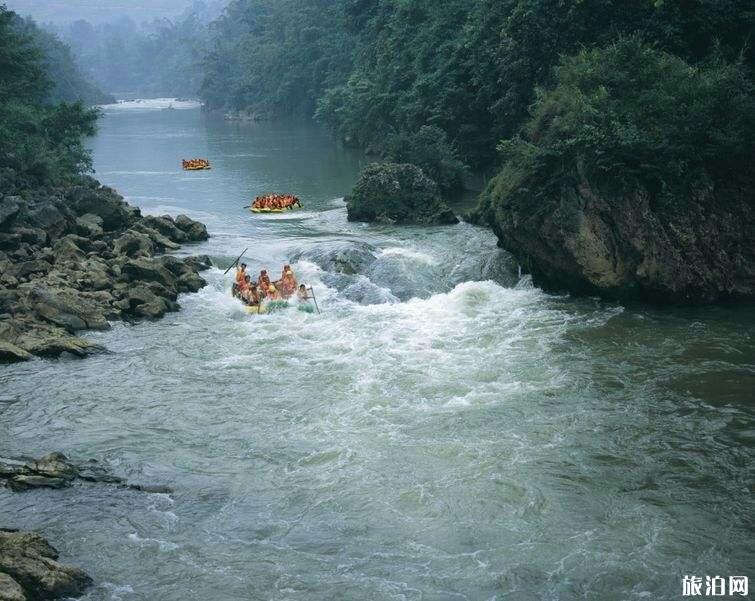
[223, 248, 248, 275]
[308, 286, 321, 314]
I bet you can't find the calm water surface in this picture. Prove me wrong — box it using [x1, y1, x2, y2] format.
[1, 101, 753, 600]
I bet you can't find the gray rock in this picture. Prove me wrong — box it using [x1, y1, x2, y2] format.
[140, 215, 188, 243]
[120, 258, 177, 289]
[112, 230, 154, 258]
[51, 236, 85, 264]
[0, 571, 25, 601]
[0, 197, 22, 227]
[0, 234, 22, 251]
[346, 162, 458, 225]
[131, 223, 181, 250]
[66, 185, 138, 231]
[30, 287, 109, 333]
[15, 229, 46, 247]
[75, 214, 103, 239]
[26, 203, 67, 237]
[0, 529, 92, 600]
[8, 261, 49, 280]
[0, 342, 31, 363]
[483, 170, 755, 303]
[175, 215, 209, 241]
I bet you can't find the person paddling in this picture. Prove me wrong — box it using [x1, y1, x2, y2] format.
[279, 265, 298, 297]
[258, 269, 271, 297]
[236, 263, 248, 285]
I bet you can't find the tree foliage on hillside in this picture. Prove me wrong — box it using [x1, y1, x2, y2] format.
[0, 6, 98, 194]
[503, 39, 754, 194]
[200, 0, 754, 194]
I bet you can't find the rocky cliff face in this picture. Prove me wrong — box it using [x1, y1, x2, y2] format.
[0, 178, 211, 362]
[482, 171, 755, 304]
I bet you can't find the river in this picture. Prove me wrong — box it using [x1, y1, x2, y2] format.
[1, 100, 753, 601]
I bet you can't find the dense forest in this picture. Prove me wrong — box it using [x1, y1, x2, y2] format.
[56, 1, 222, 98]
[201, 0, 754, 195]
[0, 6, 99, 195]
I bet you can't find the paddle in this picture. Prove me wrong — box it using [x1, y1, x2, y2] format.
[223, 248, 248, 275]
[308, 286, 321, 314]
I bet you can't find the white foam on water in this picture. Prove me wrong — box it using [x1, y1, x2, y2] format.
[100, 98, 202, 111]
[127, 532, 179, 552]
[379, 246, 438, 266]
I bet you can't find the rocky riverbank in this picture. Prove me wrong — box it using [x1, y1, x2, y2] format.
[0, 178, 211, 363]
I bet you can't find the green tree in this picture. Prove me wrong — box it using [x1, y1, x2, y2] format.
[0, 6, 99, 194]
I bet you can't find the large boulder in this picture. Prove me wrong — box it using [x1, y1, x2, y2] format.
[112, 230, 154, 259]
[346, 163, 458, 226]
[120, 258, 177, 290]
[174, 215, 208, 241]
[0, 341, 31, 363]
[122, 285, 173, 319]
[131, 223, 181, 250]
[0, 529, 91, 600]
[30, 286, 109, 332]
[0, 197, 23, 227]
[140, 215, 188, 243]
[25, 203, 68, 239]
[65, 185, 139, 231]
[481, 171, 755, 303]
[74, 214, 104, 239]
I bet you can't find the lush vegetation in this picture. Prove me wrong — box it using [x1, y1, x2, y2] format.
[201, 0, 754, 198]
[59, 3, 220, 98]
[0, 6, 99, 194]
[496, 38, 754, 198]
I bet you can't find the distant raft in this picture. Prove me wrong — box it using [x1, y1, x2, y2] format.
[249, 193, 302, 213]
[182, 158, 211, 171]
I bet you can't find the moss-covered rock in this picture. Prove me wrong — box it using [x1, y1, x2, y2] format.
[346, 163, 458, 226]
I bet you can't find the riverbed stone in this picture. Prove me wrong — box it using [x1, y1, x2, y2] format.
[0, 571, 25, 601]
[141, 215, 188, 242]
[75, 214, 104, 239]
[0, 529, 92, 601]
[175, 214, 208, 241]
[113, 230, 154, 258]
[132, 223, 181, 250]
[120, 258, 177, 289]
[0, 342, 31, 363]
[0, 198, 22, 227]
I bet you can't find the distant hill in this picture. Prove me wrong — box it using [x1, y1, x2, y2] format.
[12, 14, 114, 105]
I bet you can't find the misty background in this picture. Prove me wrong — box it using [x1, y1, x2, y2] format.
[5, 0, 225, 98]
[3, 0, 208, 24]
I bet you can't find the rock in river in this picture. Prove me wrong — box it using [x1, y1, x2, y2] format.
[346, 162, 458, 226]
[0, 529, 92, 601]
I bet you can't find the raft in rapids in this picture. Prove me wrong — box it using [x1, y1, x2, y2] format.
[231, 289, 315, 314]
[249, 193, 302, 213]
